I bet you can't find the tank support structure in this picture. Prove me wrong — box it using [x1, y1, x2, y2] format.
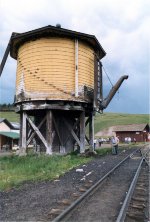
[18, 102, 94, 154]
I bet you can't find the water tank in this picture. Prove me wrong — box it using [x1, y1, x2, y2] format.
[6, 25, 107, 154]
[10, 25, 106, 104]
[16, 37, 94, 102]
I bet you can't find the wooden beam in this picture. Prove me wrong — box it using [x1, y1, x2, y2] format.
[20, 103, 84, 111]
[46, 111, 53, 155]
[85, 135, 90, 145]
[63, 117, 81, 147]
[52, 114, 63, 147]
[64, 118, 79, 145]
[27, 116, 46, 146]
[21, 111, 27, 150]
[85, 117, 90, 145]
[89, 112, 94, 150]
[26, 115, 50, 154]
[80, 111, 85, 153]
[19, 112, 23, 148]
[27, 121, 33, 141]
[27, 127, 33, 139]
[85, 117, 90, 127]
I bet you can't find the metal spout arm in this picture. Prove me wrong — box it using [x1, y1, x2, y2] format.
[99, 75, 128, 110]
[0, 32, 18, 77]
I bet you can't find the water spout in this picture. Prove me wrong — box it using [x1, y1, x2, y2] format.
[99, 75, 128, 110]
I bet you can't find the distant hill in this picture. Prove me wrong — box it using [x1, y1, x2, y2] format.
[94, 112, 149, 134]
[0, 111, 149, 134]
[0, 111, 19, 122]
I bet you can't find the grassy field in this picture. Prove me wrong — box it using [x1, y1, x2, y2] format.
[0, 146, 140, 191]
[0, 111, 148, 191]
[94, 112, 149, 133]
[0, 154, 92, 191]
[0, 111, 149, 132]
[0, 111, 19, 122]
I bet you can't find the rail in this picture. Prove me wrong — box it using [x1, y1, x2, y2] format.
[142, 150, 149, 166]
[52, 149, 139, 222]
[116, 148, 149, 222]
[116, 157, 144, 222]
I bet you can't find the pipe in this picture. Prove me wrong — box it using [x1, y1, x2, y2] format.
[0, 32, 18, 77]
[0, 40, 11, 76]
[99, 75, 128, 110]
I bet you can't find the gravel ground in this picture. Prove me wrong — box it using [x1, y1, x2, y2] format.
[0, 147, 138, 221]
[66, 151, 142, 222]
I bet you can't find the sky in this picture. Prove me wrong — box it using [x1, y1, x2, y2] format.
[0, 0, 149, 114]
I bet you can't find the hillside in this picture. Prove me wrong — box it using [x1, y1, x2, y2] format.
[0, 111, 19, 122]
[94, 112, 149, 134]
[0, 111, 149, 133]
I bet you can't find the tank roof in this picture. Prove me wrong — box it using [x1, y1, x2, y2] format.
[10, 25, 106, 59]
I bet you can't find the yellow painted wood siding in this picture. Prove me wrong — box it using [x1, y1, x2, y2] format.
[16, 37, 94, 101]
[78, 42, 94, 88]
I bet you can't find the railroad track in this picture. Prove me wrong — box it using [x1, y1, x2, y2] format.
[117, 147, 149, 222]
[48, 148, 145, 222]
[141, 145, 150, 166]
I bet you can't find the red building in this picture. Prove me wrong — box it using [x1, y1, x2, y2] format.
[113, 124, 150, 142]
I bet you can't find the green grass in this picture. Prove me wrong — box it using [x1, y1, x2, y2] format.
[94, 112, 149, 133]
[0, 111, 148, 191]
[0, 111, 19, 122]
[0, 154, 92, 191]
[95, 143, 141, 156]
[95, 147, 112, 156]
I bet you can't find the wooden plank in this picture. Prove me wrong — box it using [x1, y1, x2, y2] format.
[46, 110, 53, 154]
[80, 111, 85, 153]
[85, 135, 90, 145]
[19, 112, 23, 148]
[52, 115, 63, 147]
[26, 115, 50, 153]
[27, 120, 34, 139]
[27, 116, 46, 146]
[85, 117, 90, 127]
[64, 118, 80, 145]
[63, 117, 81, 147]
[21, 103, 84, 111]
[27, 127, 33, 139]
[89, 112, 94, 149]
[21, 112, 27, 149]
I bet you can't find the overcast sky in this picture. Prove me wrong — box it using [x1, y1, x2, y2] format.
[0, 0, 149, 114]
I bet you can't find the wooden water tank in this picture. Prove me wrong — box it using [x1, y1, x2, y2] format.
[16, 37, 94, 101]
[7, 25, 107, 154]
[10, 25, 106, 105]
